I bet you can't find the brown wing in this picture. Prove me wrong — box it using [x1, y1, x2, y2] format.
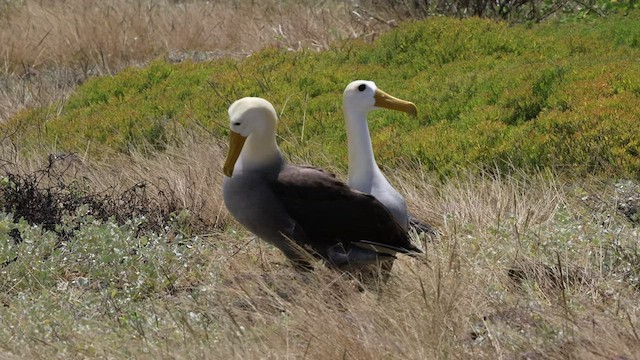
[270, 165, 417, 254]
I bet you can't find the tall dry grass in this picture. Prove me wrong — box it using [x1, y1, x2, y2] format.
[393, 166, 564, 236]
[0, 0, 392, 122]
[0, 129, 229, 233]
[1, 133, 638, 358]
[1, 0, 356, 69]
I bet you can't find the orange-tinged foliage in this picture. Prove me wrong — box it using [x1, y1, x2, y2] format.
[3, 14, 640, 177]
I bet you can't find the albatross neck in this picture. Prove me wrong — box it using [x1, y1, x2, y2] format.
[345, 107, 379, 192]
[240, 128, 283, 171]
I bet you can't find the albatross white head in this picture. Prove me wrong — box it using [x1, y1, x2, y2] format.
[343, 80, 417, 117]
[223, 97, 282, 177]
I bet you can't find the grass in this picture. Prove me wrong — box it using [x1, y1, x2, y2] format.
[0, 145, 639, 358]
[0, 2, 639, 359]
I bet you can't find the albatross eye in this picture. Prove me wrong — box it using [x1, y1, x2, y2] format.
[232, 122, 241, 126]
[358, 84, 367, 92]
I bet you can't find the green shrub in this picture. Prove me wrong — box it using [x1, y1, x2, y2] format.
[3, 14, 640, 177]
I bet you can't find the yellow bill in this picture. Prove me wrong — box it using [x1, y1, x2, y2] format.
[223, 131, 247, 177]
[374, 89, 418, 117]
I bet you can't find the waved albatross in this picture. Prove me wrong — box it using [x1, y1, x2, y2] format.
[222, 97, 422, 270]
[343, 80, 434, 234]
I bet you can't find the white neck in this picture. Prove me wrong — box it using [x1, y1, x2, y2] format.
[238, 129, 282, 172]
[344, 107, 378, 192]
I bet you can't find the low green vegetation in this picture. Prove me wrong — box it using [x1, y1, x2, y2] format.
[4, 14, 640, 177]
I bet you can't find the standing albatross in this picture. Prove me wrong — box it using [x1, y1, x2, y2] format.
[343, 80, 434, 234]
[222, 97, 421, 270]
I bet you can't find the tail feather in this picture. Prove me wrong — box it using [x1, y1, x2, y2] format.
[326, 244, 395, 267]
[352, 240, 423, 257]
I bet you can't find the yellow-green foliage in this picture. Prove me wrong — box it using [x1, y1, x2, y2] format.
[4, 14, 640, 177]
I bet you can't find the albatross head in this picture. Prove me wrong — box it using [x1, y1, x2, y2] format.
[343, 80, 417, 117]
[223, 97, 278, 177]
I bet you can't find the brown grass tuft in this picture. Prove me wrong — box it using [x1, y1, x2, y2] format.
[388, 165, 563, 239]
[0, 0, 355, 70]
[0, 130, 229, 232]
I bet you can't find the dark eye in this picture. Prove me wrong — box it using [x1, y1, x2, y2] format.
[358, 84, 367, 92]
[232, 122, 241, 126]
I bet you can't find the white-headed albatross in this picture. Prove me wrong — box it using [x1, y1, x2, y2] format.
[222, 97, 422, 270]
[343, 80, 435, 235]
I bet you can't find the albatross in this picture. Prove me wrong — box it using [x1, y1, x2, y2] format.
[222, 97, 422, 270]
[343, 80, 434, 234]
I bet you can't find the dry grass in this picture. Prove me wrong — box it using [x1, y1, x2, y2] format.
[390, 166, 563, 235]
[1, 0, 353, 68]
[0, 0, 393, 122]
[1, 136, 639, 359]
[0, 129, 228, 232]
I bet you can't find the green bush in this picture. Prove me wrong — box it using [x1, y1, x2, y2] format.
[4, 13, 640, 177]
